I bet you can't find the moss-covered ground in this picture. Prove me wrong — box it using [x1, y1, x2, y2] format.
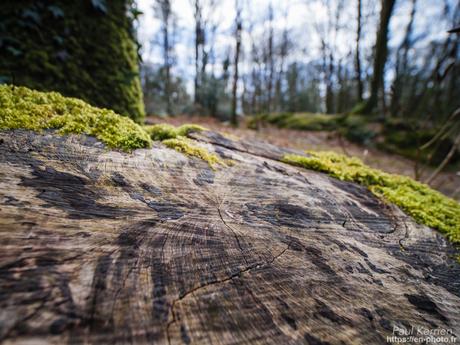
[250, 112, 458, 164]
[248, 112, 343, 131]
[282, 151, 460, 245]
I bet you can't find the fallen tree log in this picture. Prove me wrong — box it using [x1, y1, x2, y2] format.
[0, 129, 459, 344]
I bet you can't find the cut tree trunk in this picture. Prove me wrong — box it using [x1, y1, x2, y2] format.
[0, 129, 459, 344]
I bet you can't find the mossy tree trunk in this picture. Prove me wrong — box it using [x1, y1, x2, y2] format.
[0, 0, 144, 122]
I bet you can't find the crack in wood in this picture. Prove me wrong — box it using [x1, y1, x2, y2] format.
[217, 206, 249, 265]
[165, 243, 291, 345]
[398, 221, 410, 251]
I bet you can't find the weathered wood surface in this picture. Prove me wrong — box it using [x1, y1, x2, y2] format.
[0, 129, 459, 345]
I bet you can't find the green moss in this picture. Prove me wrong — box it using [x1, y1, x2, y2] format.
[144, 123, 220, 167]
[339, 115, 377, 145]
[0, 1, 144, 122]
[0, 84, 218, 163]
[144, 124, 179, 141]
[249, 112, 352, 132]
[350, 101, 368, 115]
[0, 85, 151, 151]
[176, 124, 206, 137]
[249, 112, 344, 131]
[144, 123, 205, 141]
[162, 137, 223, 168]
[282, 151, 460, 245]
[283, 113, 342, 131]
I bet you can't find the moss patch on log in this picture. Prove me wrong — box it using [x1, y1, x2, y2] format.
[0, 84, 219, 166]
[282, 151, 460, 245]
[144, 123, 221, 167]
[144, 123, 205, 141]
[0, 85, 151, 151]
[162, 137, 223, 168]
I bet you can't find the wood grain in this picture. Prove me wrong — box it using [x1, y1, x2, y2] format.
[0, 129, 459, 344]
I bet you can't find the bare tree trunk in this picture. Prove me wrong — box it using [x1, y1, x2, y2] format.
[164, 31, 171, 115]
[231, 0, 242, 126]
[274, 10, 289, 112]
[251, 67, 257, 114]
[163, 1, 172, 115]
[193, 0, 202, 107]
[266, 2, 274, 113]
[390, 0, 417, 117]
[356, 0, 396, 114]
[326, 50, 335, 114]
[380, 77, 387, 117]
[154, 0, 174, 115]
[320, 39, 329, 113]
[355, 0, 363, 102]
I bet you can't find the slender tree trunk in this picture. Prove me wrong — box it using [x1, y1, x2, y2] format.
[201, 43, 208, 100]
[251, 68, 257, 114]
[380, 77, 387, 117]
[155, 0, 173, 115]
[355, 0, 363, 102]
[275, 26, 289, 112]
[326, 51, 335, 114]
[267, 3, 274, 113]
[231, 0, 242, 126]
[356, 0, 396, 114]
[391, 0, 417, 117]
[163, 19, 171, 115]
[194, 0, 202, 106]
[320, 39, 329, 113]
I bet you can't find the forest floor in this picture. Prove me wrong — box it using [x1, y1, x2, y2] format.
[148, 115, 460, 201]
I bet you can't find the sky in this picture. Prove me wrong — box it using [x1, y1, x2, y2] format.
[136, 0, 457, 92]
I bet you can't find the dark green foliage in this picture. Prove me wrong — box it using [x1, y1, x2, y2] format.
[339, 115, 377, 145]
[249, 112, 376, 144]
[250, 112, 459, 165]
[248, 112, 343, 131]
[377, 119, 460, 166]
[0, 0, 145, 122]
